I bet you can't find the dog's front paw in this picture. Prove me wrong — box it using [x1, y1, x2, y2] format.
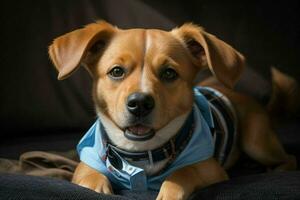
[156, 181, 188, 200]
[78, 173, 113, 194]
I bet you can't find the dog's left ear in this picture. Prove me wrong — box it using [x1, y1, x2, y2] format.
[171, 23, 245, 88]
[49, 21, 116, 80]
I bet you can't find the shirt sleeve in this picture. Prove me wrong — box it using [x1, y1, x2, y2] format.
[76, 121, 108, 173]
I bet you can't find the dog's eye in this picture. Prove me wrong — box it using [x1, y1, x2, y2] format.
[160, 67, 178, 82]
[108, 66, 125, 79]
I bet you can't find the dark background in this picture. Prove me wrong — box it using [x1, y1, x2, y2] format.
[0, 0, 299, 159]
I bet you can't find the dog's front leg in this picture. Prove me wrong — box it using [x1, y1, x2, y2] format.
[72, 162, 113, 194]
[156, 158, 228, 200]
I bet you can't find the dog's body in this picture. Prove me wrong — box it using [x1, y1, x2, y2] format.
[49, 21, 297, 200]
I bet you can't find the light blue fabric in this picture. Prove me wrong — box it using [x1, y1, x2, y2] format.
[77, 87, 215, 191]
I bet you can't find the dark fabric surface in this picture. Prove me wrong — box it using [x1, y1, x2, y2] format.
[0, 132, 82, 159]
[1, 172, 300, 200]
[0, 173, 129, 200]
[191, 171, 300, 200]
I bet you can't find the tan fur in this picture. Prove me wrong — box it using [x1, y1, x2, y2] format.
[72, 162, 113, 194]
[49, 21, 296, 200]
[171, 23, 245, 88]
[267, 67, 300, 116]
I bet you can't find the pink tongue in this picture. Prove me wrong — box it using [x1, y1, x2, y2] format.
[128, 125, 151, 135]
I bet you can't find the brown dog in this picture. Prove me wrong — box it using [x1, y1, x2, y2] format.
[49, 21, 297, 200]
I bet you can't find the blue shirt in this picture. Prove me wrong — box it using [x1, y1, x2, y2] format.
[77, 87, 215, 191]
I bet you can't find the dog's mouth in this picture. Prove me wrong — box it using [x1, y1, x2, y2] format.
[124, 125, 155, 141]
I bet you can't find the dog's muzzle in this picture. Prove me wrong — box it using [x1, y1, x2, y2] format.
[124, 92, 155, 141]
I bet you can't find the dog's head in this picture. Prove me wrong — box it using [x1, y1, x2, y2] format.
[49, 21, 244, 150]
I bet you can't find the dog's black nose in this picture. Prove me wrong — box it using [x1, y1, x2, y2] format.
[127, 93, 155, 116]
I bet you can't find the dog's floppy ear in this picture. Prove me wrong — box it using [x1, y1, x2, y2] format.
[171, 23, 245, 88]
[49, 21, 116, 80]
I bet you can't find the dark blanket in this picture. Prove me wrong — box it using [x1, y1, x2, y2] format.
[1, 171, 300, 200]
[1, 151, 300, 200]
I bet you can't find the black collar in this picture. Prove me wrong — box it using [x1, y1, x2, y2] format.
[100, 111, 195, 165]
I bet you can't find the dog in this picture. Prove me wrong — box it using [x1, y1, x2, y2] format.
[49, 21, 297, 200]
